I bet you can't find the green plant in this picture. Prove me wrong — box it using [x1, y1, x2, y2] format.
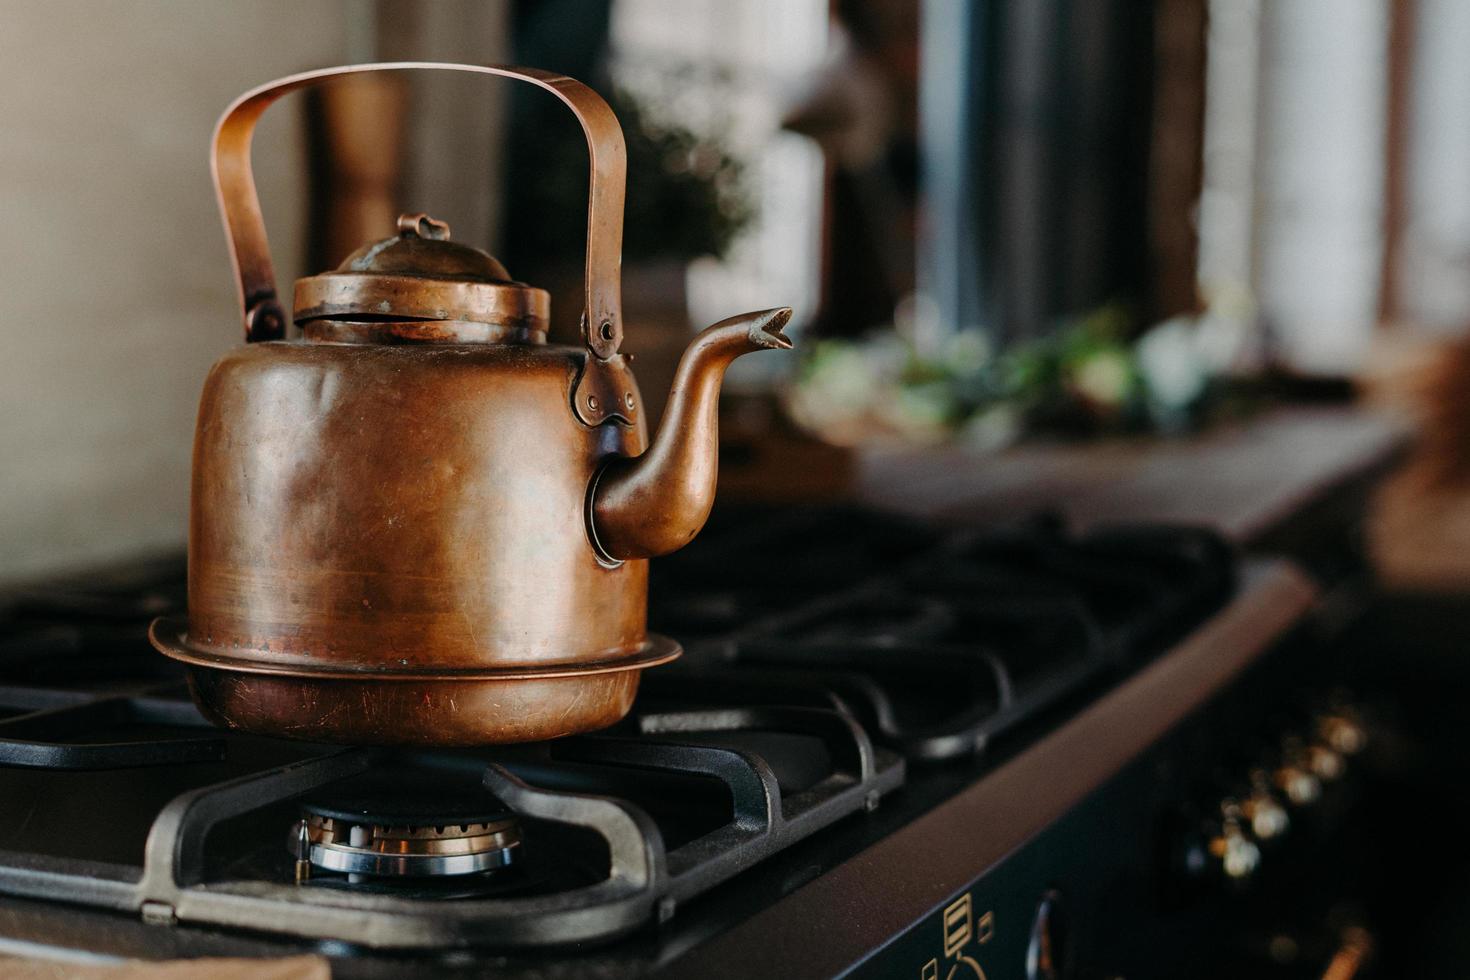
[787, 302, 1253, 448]
[510, 85, 754, 268]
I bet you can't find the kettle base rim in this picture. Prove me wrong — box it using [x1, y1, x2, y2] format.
[149, 617, 680, 681]
[151, 619, 679, 745]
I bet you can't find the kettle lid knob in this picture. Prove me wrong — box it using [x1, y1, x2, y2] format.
[397, 212, 450, 240]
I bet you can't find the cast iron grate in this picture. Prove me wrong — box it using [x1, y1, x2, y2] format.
[0, 685, 225, 769]
[648, 508, 1235, 761]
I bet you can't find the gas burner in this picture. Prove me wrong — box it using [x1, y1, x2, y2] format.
[290, 813, 521, 879]
[289, 760, 522, 879]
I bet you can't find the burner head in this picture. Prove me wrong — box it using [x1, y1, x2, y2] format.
[289, 763, 521, 878]
[291, 813, 520, 878]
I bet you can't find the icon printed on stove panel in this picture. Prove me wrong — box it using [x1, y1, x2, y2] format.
[944, 893, 973, 957]
[976, 910, 995, 944]
[921, 892, 991, 979]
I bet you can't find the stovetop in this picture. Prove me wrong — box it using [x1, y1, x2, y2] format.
[0, 505, 1250, 973]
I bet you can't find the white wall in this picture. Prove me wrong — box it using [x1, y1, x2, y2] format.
[1398, 0, 1470, 331]
[1252, 0, 1389, 375]
[0, 2, 350, 582]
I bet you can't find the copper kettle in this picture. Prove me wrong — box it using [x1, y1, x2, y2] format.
[149, 63, 792, 746]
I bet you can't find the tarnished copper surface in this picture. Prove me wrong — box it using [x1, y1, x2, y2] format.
[156, 339, 661, 744]
[293, 275, 549, 332]
[154, 63, 791, 746]
[301, 318, 546, 346]
[182, 662, 649, 745]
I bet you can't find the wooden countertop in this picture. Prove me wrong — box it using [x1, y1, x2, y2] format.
[854, 406, 1408, 543]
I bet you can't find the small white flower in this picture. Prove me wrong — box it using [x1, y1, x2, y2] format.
[1137, 317, 1208, 410]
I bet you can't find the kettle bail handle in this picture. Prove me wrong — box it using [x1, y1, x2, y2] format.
[212, 62, 626, 357]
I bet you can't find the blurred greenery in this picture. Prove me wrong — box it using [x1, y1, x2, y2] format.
[788, 302, 1258, 448]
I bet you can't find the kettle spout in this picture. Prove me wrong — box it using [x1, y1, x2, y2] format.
[590, 307, 794, 560]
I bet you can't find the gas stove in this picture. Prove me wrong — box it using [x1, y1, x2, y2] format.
[0, 504, 1367, 977]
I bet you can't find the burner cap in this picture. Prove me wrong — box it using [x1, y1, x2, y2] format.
[291, 813, 520, 878]
[291, 762, 521, 878]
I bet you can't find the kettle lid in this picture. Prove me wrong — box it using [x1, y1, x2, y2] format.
[292, 213, 550, 343]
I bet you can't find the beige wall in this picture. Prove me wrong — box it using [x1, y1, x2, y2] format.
[0, 1, 348, 582]
[0, 1, 508, 583]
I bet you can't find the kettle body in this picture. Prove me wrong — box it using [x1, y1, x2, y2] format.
[150, 63, 791, 745]
[170, 341, 659, 743]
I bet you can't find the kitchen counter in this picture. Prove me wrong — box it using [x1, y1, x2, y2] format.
[854, 405, 1409, 547]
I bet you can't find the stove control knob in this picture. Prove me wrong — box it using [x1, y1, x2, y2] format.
[1026, 890, 1067, 980]
[1207, 800, 1261, 881]
[1274, 763, 1321, 806]
[1275, 738, 1322, 806]
[1308, 742, 1346, 782]
[1317, 712, 1367, 756]
[1239, 771, 1290, 841]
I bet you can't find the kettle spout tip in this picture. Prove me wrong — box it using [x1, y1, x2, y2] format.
[747, 307, 795, 350]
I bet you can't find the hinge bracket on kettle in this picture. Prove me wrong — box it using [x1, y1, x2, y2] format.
[572, 354, 638, 427]
[244, 296, 287, 342]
